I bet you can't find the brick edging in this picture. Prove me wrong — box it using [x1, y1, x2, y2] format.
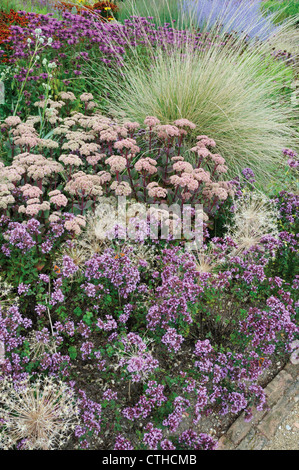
[216, 362, 299, 450]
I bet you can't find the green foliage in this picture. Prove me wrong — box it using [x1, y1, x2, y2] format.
[261, 0, 299, 24]
[117, 0, 194, 29]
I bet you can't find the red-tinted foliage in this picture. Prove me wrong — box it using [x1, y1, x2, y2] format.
[0, 9, 30, 62]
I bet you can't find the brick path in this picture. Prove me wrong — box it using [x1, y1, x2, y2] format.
[217, 362, 299, 450]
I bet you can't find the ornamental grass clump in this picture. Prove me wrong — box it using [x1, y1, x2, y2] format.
[0, 96, 236, 288]
[0, 0, 298, 453]
[104, 42, 297, 182]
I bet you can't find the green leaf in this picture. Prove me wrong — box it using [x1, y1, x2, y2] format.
[68, 346, 77, 360]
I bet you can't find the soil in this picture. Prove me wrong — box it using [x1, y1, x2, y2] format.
[264, 400, 299, 450]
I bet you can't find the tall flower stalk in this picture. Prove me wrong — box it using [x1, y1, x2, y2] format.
[13, 28, 52, 116]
